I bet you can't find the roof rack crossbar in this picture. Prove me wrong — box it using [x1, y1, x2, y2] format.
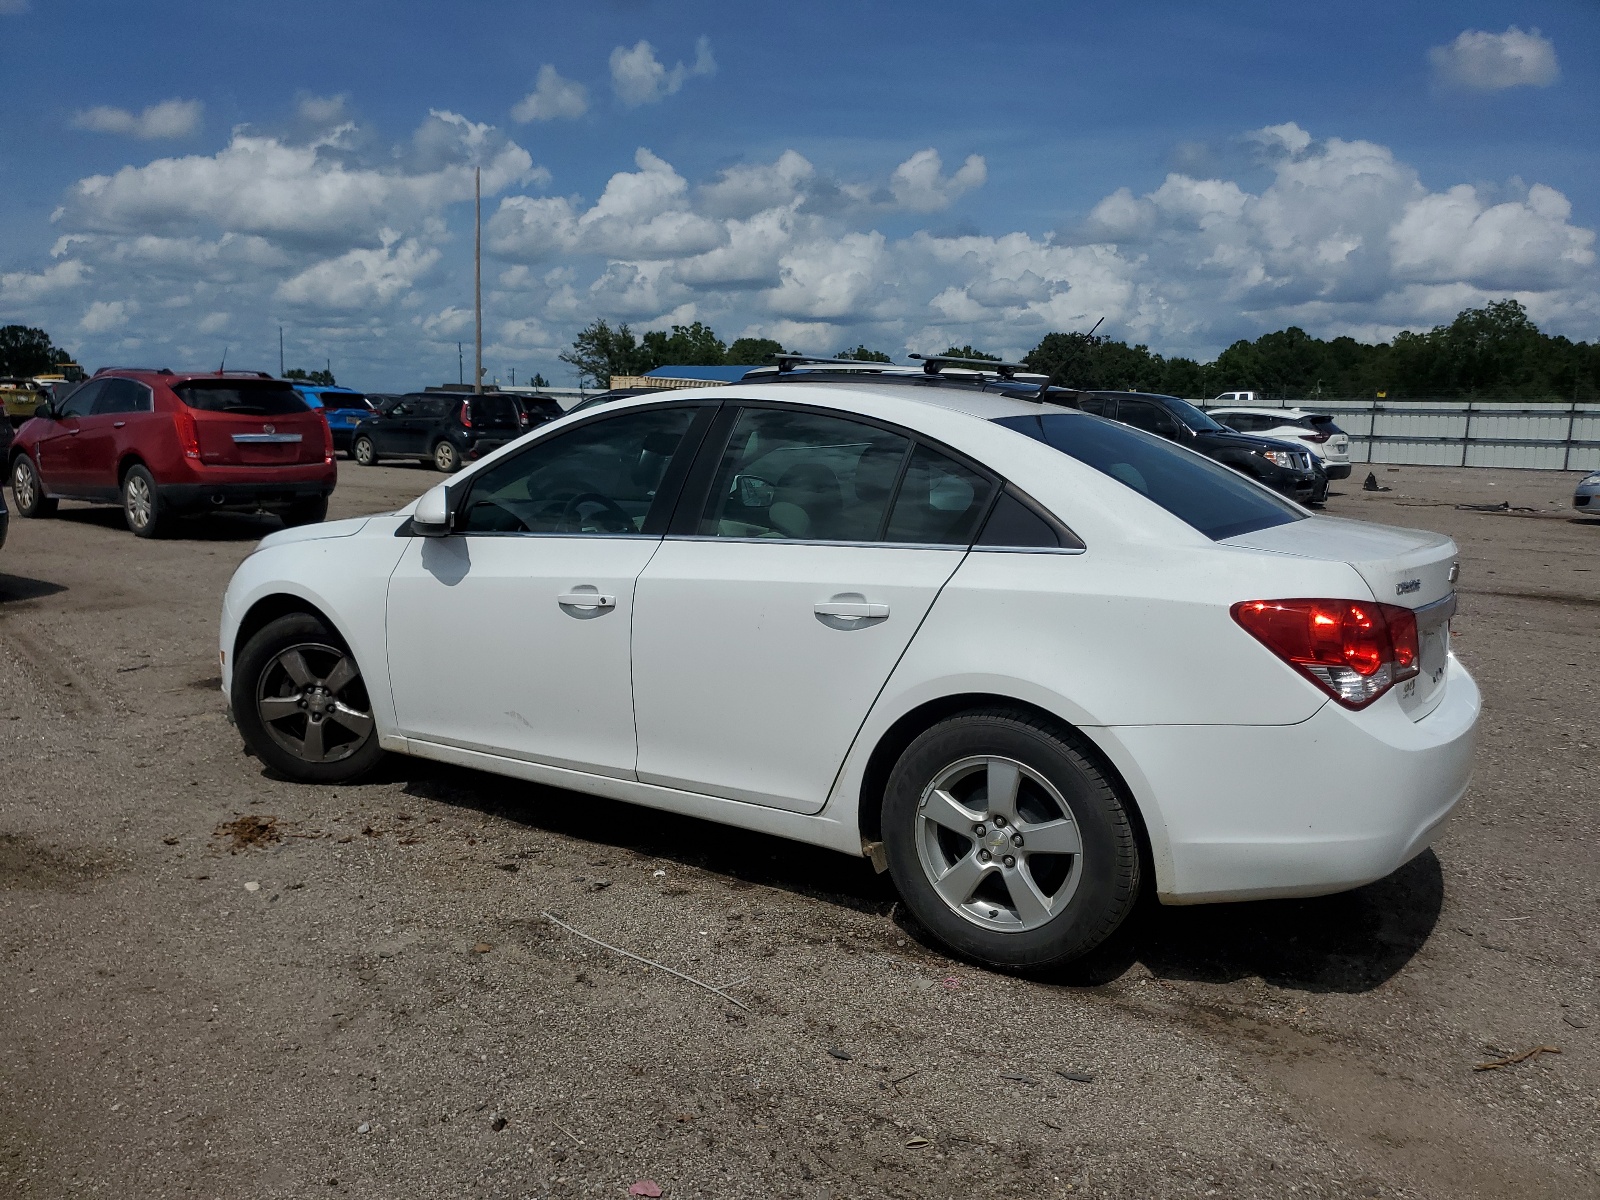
[908, 353, 1031, 380]
[768, 353, 909, 374]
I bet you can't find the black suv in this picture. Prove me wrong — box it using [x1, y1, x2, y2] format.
[1078, 391, 1325, 505]
[350, 392, 523, 473]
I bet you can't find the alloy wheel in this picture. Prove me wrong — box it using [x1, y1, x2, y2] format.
[13, 461, 36, 510]
[124, 473, 153, 530]
[914, 755, 1084, 933]
[434, 442, 458, 471]
[254, 642, 375, 764]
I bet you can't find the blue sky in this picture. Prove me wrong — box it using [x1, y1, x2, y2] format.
[1, 0, 1596, 390]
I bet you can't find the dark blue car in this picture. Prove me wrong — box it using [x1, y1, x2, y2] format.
[292, 386, 377, 456]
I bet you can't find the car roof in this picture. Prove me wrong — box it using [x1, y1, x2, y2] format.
[1209, 406, 1323, 418]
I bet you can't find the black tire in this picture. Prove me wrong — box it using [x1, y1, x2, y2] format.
[232, 612, 385, 784]
[882, 708, 1141, 972]
[431, 439, 461, 473]
[10, 455, 58, 518]
[121, 464, 171, 538]
[281, 496, 329, 527]
[351, 435, 378, 466]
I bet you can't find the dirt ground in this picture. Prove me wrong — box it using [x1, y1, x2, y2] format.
[0, 456, 1596, 1200]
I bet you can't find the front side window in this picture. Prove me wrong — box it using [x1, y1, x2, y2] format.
[59, 380, 103, 418]
[459, 406, 697, 535]
[996, 412, 1303, 541]
[1116, 400, 1179, 438]
[698, 408, 910, 541]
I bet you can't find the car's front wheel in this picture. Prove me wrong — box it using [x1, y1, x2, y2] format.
[232, 612, 384, 783]
[882, 709, 1141, 972]
[122, 465, 170, 538]
[351, 435, 378, 466]
[10, 455, 58, 518]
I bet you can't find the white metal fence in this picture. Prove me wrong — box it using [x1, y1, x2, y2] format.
[1198, 400, 1600, 472]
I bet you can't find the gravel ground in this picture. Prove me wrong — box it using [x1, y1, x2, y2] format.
[1, 459, 1596, 1199]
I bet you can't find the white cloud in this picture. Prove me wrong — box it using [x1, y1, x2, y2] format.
[198, 311, 230, 334]
[0, 260, 90, 308]
[296, 94, 351, 126]
[512, 65, 589, 122]
[698, 151, 814, 219]
[609, 37, 715, 107]
[1430, 27, 1559, 91]
[276, 233, 442, 310]
[72, 99, 204, 140]
[889, 149, 987, 213]
[81, 300, 135, 333]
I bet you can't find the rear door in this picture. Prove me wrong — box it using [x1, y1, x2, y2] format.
[386, 403, 711, 775]
[172, 379, 324, 466]
[78, 378, 155, 489]
[630, 404, 998, 813]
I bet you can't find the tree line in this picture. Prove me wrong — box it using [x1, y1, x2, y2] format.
[561, 300, 1600, 400]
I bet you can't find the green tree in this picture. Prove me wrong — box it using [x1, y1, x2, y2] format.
[727, 336, 786, 365]
[939, 344, 999, 362]
[530, 372, 550, 389]
[284, 367, 336, 386]
[0, 325, 71, 378]
[837, 344, 892, 362]
[559, 319, 652, 387]
[640, 321, 726, 367]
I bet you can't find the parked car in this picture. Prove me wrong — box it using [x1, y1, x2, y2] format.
[1209, 406, 1352, 480]
[349, 391, 522, 472]
[1, 379, 48, 426]
[1575, 471, 1600, 514]
[220, 369, 1477, 971]
[511, 393, 565, 429]
[292, 385, 376, 455]
[8, 369, 336, 537]
[1076, 391, 1326, 504]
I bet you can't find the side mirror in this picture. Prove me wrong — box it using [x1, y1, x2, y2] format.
[32, 402, 54, 421]
[412, 482, 457, 537]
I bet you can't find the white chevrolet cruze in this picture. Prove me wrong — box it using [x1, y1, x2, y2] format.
[220, 366, 1479, 970]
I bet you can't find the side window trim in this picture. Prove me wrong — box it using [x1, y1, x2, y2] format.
[449, 400, 720, 538]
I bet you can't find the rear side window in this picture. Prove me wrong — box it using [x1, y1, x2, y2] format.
[884, 445, 997, 545]
[91, 379, 153, 415]
[976, 490, 1084, 550]
[175, 381, 310, 415]
[996, 413, 1304, 541]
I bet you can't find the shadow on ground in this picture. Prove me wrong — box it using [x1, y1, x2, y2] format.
[54, 505, 281, 541]
[375, 758, 1443, 995]
[0, 573, 67, 603]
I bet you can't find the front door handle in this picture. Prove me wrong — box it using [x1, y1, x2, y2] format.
[814, 600, 889, 619]
[113, 421, 126, 428]
[557, 591, 616, 609]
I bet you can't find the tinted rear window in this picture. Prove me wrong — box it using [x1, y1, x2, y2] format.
[1304, 415, 1344, 434]
[995, 412, 1304, 541]
[471, 396, 520, 426]
[176, 381, 311, 416]
[323, 392, 373, 412]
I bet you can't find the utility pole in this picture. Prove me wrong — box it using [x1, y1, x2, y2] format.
[510, 367, 515, 387]
[278, 326, 284, 376]
[473, 166, 483, 396]
[458, 342, 463, 385]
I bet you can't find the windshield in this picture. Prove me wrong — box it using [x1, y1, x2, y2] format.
[995, 412, 1304, 541]
[1159, 395, 1228, 433]
[175, 380, 311, 416]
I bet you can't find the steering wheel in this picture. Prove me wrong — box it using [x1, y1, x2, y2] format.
[554, 491, 634, 533]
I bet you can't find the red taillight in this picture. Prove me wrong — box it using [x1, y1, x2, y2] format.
[320, 412, 335, 464]
[1231, 598, 1421, 709]
[174, 406, 200, 459]
[459, 400, 472, 429]
[1298, 432, 1330, 444]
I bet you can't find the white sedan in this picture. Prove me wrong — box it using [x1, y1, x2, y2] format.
[219, 377, 1479, 970]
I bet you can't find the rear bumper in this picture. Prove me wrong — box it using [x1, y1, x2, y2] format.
[466, 437, 512, 459]
[159, 476, 334, 511]
[1323, 462, 1352, 480]
[1093, 654, 1480, 903]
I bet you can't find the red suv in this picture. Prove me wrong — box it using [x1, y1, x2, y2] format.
[8, 369, 336, 537]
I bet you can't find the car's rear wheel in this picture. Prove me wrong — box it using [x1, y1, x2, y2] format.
[233, 612, 384, 783]
[282, 496, 329, 527]
[351, 435, 378, 466]
[882, 709, 1140, 971]
[122, 465, 170, 538]
[10, 455, 58, 518]
[432, 440, 461, 473]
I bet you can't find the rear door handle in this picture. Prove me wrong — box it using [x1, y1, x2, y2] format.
[557, 591, 616, 609]
[814, 600, 889, 619]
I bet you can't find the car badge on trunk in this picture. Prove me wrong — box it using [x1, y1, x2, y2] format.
[1396, 578, 1422, 595]
[263, 424, 276, 434]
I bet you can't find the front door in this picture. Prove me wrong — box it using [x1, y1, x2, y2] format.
[385, 403, 708, 777]
[631, 406, 998, 813]
[34, 380, 104, 491]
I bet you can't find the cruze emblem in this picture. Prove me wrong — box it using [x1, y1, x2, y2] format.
[1397, 579, 1421, 595]
[263, 424, 276, 434]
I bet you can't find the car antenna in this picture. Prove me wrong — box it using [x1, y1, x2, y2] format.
[1033, 316, 1105, 400]
[218, 346, 229, 373]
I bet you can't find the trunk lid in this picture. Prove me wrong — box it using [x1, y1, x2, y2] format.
[174, 378, 326, 466]
[1223, 516, 1459, 719]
